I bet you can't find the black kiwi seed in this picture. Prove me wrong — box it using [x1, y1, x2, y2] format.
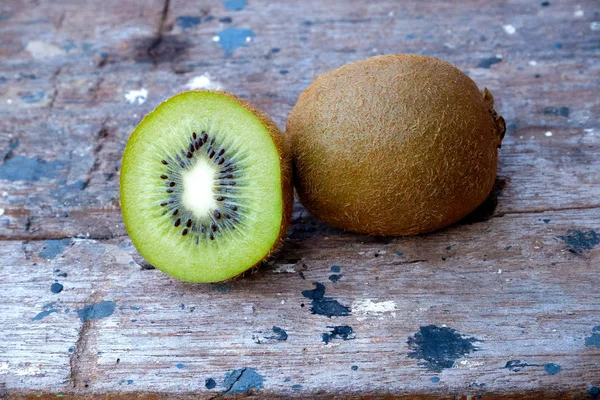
[211, 223, 217, 232]
[161, 160, 168, 165]
[186, 219, 192, 228]
[192, 132, 197, 139]
[174, 218, 181, 227]
[216, 196, 224, 201]
[214, 210, 221, 219]
[182, 229, 188, 236]
[160, 174, 168, 179]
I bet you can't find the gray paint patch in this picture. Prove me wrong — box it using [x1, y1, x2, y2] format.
[32, 302, 60, 321]
[216, 28, 255, 56]
[221, 367, 264, 395]
[76, 301, 117, 322]
[0, 155, 65, 181]
[39, 238, 71, 260]
[223, 0, 247, 11]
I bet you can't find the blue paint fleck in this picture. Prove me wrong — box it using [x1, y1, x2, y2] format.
[407, 325, 479, 372]
[593, 326, 600, 332]
[76, 301, 116, 322]
[205, 378, 217, 389]
[431, 376, 440, 383]
[322, 325, 355, 344]
[176, 363, 185, 369]
[219, 16, 233, 23]
[279, 69, 288, 75]
[222, 368, 264, 394]
[0, 155, 64, 181]
[477, 56, 502, 69]
[543, 106, 569, 118]
[330, 265, 341, 273]
[291, 384, 302, 391]
[284, 377, 291, 382]
[39, 238, 71, 260]
[51, 282, 64, 294]
[351, 365, 358, 371]
[216, 28, 255, 56]
[223, 0, 247, 11]
[558, 230, 599, 254]
[554, 42, 563, 49]
[585, 332, 600, 348]
[127, 380, 133, 385]
[271, 326, 288, 341]
[32, 302, 59, 321]
[589, 386, 599, 400]
[176, 15, 201, 29]
[61, 42, 77, 52]
[210, 283, 231, 293]
[271, 47, 280, 53]
[302, 282, 351, 317]
[405, 33, 415, 40]
[395, 251, 404, 256]
[20, 91, 45, 103]
[544, 363, 561, 375]
[328, 274, 341, 282]
[64, 308, 70, 313]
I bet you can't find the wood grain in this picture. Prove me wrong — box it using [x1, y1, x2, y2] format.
[0, 0, 599, 398]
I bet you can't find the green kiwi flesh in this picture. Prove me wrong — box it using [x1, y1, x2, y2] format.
[121, 91, 292, 282]
[287, 54, 506, 236]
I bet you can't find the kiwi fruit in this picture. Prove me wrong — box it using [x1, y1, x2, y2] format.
[120, 90, 292, 282]
[287, 54, 506, 236]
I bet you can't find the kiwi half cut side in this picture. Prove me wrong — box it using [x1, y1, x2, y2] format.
[120, 91, 292, 282]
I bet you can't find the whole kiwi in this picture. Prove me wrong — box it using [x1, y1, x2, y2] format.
[287, 54, 506, 236]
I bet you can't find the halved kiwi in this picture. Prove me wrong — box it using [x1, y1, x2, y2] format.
[287, 54, 506, 236]
[120, 91, 292, 282]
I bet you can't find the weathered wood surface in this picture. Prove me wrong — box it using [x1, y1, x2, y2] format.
[0, 0, 599, 398]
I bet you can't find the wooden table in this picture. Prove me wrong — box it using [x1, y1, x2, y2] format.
[1, 0, 599, 398]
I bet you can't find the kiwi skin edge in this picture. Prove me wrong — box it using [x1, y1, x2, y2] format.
[287, 54, 506, 237]
[120, 90, 293, 282]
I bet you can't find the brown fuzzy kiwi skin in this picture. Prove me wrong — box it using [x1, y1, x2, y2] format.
[210, 91, 293, 278]
[286, 54, 506, 236]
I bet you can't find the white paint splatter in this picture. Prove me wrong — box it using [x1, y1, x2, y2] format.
[186, 73, 223, 91]
[125, 88, 148, 105]
[503, 24, 516, 35]
[584, 128, 595, 134]
[2, 192, 7, 197]
[352, 299, 397, 315]
[273, 263, 296, 274]
[245, 36, 252, 43]
[212, 36, 220, 42]
[495, 54, 503, 60]
[591, 22, 600, 31]
[0, 209, 4, 216]
[545, 131, 553, 137]
[574, 9, 584, 17]
[0, 362, 43, 376]
[529, 60, 537, 66]
[6, 99, 12, 104]
[388, 11, 394, 17]
[25, 41, 65, 59]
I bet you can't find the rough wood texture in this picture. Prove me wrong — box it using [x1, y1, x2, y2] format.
[1, 0, 599, 398]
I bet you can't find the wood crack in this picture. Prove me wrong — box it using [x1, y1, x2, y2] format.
[147, 0, 171, 64]
[69, 319, 97, 389]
